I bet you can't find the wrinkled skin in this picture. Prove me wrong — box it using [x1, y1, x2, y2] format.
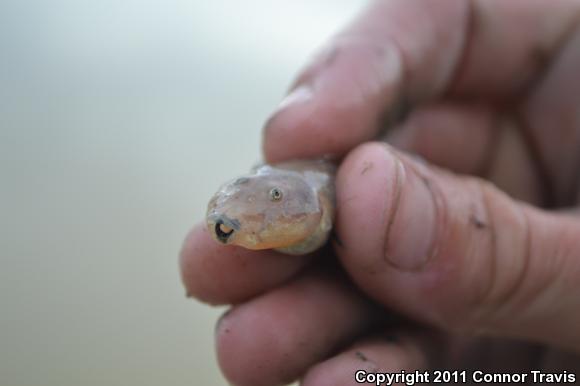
[181, 1, 580, 385]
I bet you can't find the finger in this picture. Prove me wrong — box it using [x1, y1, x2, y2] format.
[386, 102, 543, 205]
[179, 223, 310, 305]
[448, 0, 580, 99]
[391, 22, 580, 207]
[215, 270, 377, 386]
[520, 25, 580, 205]
[386, 102, 498, 176]
[335, 142, 580, 351]
[263, 0, 580, 162]
[301, 332, 436, 386]
[541, 349, 580, 371]
[448, 337, 543, 370]
[263, 0, 468, 162]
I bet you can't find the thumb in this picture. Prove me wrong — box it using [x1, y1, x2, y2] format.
[335, 142, 580, 351]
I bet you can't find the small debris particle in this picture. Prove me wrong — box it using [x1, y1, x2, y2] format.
[470, 214, 487, 229]
[361, 161, 373, 175]
[233, 177, 250, 185]
[325, 47, 340, 66]
[419, 174, 432, 188]
[355, 351, 368, 362]
[331, 230, 344, 248]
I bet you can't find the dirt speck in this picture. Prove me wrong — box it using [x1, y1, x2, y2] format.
[331, 231, 344, 248]
[470, 214, 487, 229]
[361, 161, 374, 175]
[355, 351, 368, 362]
[323, 46, 340, 67]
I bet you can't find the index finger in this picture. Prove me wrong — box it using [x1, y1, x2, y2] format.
[263, 0, 579, 162]
[180, 223, 311, 305]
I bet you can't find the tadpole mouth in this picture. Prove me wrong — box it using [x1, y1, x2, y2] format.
[214, 218, 236, 243]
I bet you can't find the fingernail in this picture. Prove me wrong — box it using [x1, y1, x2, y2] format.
[262, 85, 314, 159]
[384, 156, 437, 271]
[276, 85, 313, 111]
[215, 308, 233, 334]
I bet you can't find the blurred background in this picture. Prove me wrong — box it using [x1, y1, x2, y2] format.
[0, 1, 366, 385]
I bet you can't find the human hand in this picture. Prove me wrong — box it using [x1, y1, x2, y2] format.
[181, 1, 580, 385]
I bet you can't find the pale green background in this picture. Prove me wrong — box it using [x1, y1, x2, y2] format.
[0, 1, 366, 385]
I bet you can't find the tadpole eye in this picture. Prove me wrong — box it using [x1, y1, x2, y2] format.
[269, 187, 283, 201]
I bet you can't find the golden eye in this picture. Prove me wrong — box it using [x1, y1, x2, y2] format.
[269, 187, 283, 201]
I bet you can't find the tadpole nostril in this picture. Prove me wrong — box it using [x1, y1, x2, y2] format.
[215, 219, 234, 243]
